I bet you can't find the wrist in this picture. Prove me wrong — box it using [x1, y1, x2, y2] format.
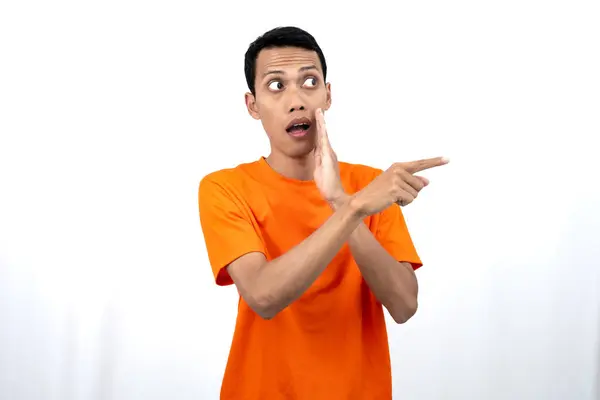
[330, 193, 365, 220]
[333, 195, 364, 226]
[347, 194, 367, 219]
[328, 193, 350, 210]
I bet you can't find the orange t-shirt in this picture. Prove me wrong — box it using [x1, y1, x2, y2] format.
[198, 157, 422, 400]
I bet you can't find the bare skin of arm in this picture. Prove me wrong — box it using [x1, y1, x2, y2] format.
[227, 198, 363, 319]
[329, 193, 419, 323]
[349, 225, 419, 324]
[346, 215, 419, 323]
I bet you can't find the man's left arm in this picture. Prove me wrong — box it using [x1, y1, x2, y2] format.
[349, 222, 418, 324]
[334, 195, 422, 324]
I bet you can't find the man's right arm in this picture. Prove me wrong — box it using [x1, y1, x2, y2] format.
[227, 197, 362, 319]
[200, 154, 443, 320]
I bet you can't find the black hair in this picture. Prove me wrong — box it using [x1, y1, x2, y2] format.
[244, 26, 327, 95]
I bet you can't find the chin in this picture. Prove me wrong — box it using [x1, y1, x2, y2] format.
[290, 140, 317, 158]
[268, 131, 315, 159]
[289, 149, 314, 159]
[277, 143, 314, 159]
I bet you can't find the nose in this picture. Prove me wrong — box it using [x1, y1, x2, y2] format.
[289, 105, 305, 113]
[286, 87, 306, 113]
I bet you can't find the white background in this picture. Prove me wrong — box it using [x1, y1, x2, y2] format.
[1, 1, 599, 399]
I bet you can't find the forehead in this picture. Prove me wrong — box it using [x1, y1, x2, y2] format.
[255, 47, 322, 75]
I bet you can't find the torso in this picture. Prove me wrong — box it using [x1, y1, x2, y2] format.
[214, 157, 393, 400]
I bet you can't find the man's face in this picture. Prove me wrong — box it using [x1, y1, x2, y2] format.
[245, 46, 331, 158]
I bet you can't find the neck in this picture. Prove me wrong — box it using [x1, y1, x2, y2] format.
[265, 150, 315, 181]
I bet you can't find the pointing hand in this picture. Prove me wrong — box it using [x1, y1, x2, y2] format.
[352, 157, 449, 216]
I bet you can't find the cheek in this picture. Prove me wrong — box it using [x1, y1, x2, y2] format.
[256, 101, 281, 130]
[256, 97, 276, 115]
[309, 88, 328, 106]
[257, 105, 276, 123]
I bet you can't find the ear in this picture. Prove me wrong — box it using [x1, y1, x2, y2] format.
[323, 82, 332, 111]
[245, 92, 260, 120]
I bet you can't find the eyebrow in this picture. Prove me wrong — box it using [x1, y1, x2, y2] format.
[263, 65, 318, 77]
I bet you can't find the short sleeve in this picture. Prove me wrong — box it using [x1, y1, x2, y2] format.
[198, 175, 266, 286]
[375, 203, 423, 271]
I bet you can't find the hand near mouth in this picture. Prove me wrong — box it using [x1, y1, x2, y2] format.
[313, 108, 346, 206]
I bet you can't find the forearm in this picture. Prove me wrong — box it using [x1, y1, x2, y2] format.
[347, 222, 419, 323]
[254, 198, 362, 318]
[330, 194, 418, 323]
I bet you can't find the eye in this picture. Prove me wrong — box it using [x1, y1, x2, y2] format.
[303, 77, 318, 87]
[268, 80, 284, 91]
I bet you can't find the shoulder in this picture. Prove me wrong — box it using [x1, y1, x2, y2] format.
[198, 161, 264, 216]
[338, 160, 385, 193]
[199, 159, 261, 197]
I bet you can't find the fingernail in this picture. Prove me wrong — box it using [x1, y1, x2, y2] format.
[441, 156, 450, 163]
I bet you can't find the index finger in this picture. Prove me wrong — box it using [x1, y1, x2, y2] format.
[403, 157, 450, 174]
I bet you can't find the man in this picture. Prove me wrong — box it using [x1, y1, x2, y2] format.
[198, 26, 448, 400]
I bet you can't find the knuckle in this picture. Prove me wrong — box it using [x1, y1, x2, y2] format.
[391, 163, 404, 173]
[397, 167, 409, 177]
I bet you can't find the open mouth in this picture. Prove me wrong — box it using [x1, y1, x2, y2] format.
[286, 117, 312, 136]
